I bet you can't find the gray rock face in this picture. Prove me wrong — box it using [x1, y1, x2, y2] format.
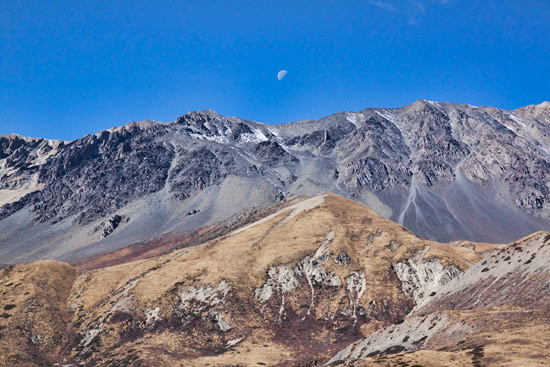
[94, 215, 126, 239]
[1, 101, 550, 263]
[392, 250, 463, 305]
[325, 312, 455, 364]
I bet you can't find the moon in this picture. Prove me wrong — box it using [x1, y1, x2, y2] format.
[277, 70, 288, 81]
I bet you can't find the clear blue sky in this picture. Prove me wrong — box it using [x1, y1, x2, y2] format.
[1, 0, 549, 140]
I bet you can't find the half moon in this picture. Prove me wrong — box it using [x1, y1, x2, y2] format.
[277, 70, 288, 81]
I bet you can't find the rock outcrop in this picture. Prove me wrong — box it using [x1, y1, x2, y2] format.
[325, 231, 550, 367]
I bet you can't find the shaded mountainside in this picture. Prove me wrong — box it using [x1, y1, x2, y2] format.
[1, 101, 550, 264]
[0, 194, 509, 366]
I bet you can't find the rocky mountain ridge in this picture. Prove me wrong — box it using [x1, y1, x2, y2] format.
[1, 100, 549, 263]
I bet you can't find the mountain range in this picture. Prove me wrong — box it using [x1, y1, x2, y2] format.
[1, 100, 549, 264]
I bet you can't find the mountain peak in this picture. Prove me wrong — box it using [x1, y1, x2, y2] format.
[187, 109, 223, 119]
[174, 109, 226, 127]
[0, 132, 64, 145]
[0, 133, 42, 141]
[103, 120, 164, 135]
[413, 99, 439, 105]
[405, 99, 442, 113]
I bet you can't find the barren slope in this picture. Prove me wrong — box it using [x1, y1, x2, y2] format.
[0, 194, 501, 366]
[326, 232, 550, 367]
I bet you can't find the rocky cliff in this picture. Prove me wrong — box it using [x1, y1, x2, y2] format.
[1, 101, 549, 263]
[325, 231, 550, 366]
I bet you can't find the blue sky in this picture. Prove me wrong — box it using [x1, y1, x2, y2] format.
[1, 0, 549, 140]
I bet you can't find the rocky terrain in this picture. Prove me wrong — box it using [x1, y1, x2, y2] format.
[1, 194, 548, 366]
[325, 230, 550, 367]
[0, 193, 515, 366]
[1, 100, 549, 264]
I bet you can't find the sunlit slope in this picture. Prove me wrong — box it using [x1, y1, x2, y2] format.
[326, 232, 550, 367]
[0, 193, 503, 366]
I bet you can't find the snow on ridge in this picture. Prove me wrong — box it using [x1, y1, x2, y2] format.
[189, 133, 228, 144]
[238, 133, 259, 144]
[239, 131, 268, 144]
[187, 124, 268, 145]
[266, 127, 280, 137]
[507, 113, 526, 127]
[252, 128, 268, 142]
[375, 110, 397, 124]
[345, 113, 358, 126]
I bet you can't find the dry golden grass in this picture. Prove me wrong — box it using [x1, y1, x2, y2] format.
[0, 260, 77, 366]
[1, 194, 526, 366]
[59, 194, 503, 367]
[66, 193, 495, 326]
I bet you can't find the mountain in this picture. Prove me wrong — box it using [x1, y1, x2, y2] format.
[2, 193, 548, 366]
[0, 193, 508, 366]
[1, 101, 550, 264]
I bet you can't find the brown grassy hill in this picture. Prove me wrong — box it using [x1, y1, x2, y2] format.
[0, 261, 77, 366]
[325, 232, 550, 367]
[0, 194, 507, 366]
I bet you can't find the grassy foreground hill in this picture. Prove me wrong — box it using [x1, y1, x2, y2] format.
[1, 194, 548, 366]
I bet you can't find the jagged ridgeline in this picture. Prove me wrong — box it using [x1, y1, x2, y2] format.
[1, 100, 550, 263]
